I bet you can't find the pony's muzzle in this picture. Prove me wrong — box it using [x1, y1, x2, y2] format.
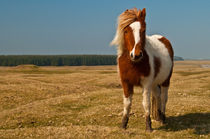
[130, 52, 143, 61]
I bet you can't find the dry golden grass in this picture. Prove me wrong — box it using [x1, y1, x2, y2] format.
[0, 61, 210, 138]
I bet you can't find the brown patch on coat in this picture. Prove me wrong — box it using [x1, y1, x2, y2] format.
[138, 8, 146, 55]
[158, 37, 174, 61]
[161, 68, 173, 87]
[124, 26, 135, 52]
[154, 56, 161, 78]
[121, 79, 134, 98]
[158, 37, 174, 87]
[118, 50, 150, 88]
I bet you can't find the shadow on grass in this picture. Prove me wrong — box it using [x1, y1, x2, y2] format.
[158, 113, 210, 135]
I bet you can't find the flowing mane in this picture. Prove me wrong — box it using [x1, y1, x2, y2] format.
[111, 8, 141, 56]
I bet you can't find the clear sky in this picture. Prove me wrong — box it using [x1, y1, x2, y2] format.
[0, 0, 210, 59]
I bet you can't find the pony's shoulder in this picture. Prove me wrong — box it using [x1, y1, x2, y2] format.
[146, 34, 163, 41]
[146, 34, 170, 47]
[146, 34, 163, 47]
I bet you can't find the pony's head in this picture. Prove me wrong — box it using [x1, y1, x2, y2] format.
[111, 8, 146, 62]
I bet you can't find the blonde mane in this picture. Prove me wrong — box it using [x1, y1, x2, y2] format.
[111, 8, 140, 56]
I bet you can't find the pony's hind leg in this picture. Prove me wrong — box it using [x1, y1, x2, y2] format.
[151, 85, 162, 122]
[160, 86, 169, 123]
[121, 82, 133, 129]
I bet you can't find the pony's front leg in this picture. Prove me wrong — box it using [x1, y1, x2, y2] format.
[142, 88, 153, 132]
[121, 81, 133, 129]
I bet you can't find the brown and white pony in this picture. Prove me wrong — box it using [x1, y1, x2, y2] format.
[111, 8, 174, 132]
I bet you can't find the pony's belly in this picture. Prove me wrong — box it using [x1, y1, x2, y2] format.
[154, 74, 167, 85]
[154, 65, 172, 85]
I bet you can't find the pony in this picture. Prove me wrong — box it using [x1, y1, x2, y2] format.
[111, 8, 174, 132]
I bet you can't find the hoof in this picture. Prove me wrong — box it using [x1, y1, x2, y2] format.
[121, 125, 127, 130]
[157, 110, 166, 124]
[121, 116, 129, 129]
[160, 112, 166, 124]
[146, 127, 153, 133]
[121, 123, 127, 129]
[145, 115, 152, 132]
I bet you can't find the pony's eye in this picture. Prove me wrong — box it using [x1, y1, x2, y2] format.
[124, 30, 128, 34]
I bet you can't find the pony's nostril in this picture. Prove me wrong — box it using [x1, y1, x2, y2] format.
[130, 52, 143, 61]
[134, 52, 143, 60]
[135, 55, 140, 60]
[130, 53, 134, 58]
[139, 52, 143, 57]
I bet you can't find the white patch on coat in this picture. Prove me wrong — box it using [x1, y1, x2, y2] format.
[140, 34, 173, 115]
[145, 35, 173, 86]
[129, 21, 141, 57]
[123, 95, 132, 116]
[142, 88, 151, 115]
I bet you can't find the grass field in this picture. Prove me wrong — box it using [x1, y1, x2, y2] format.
[0, 61, 210, 138]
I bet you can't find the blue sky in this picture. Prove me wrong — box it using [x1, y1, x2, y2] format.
[0, 0, 210, 59]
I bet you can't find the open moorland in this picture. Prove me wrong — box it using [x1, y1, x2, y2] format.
[0, 61, 210, 138]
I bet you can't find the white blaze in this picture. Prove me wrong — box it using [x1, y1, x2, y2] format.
[129, 22, 141, 56]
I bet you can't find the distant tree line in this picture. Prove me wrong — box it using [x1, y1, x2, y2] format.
[0, 55, 184, 66]
[0, 55, 117, 66]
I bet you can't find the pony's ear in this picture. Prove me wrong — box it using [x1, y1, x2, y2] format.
[137, 9, 141, 19]
[140, 8, 146, 21]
